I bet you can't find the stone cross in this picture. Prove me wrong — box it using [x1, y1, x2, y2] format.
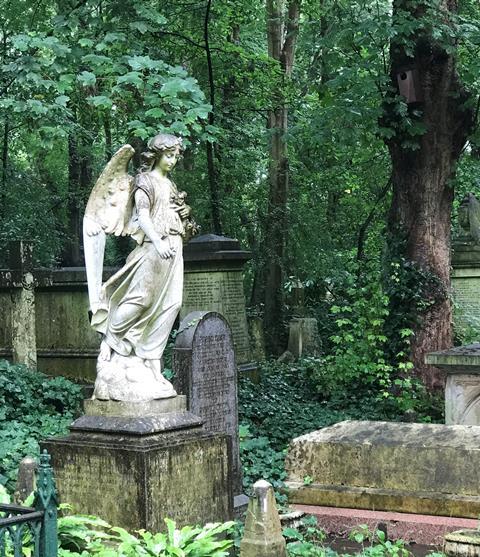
[240, 479, 286, 557]
[173, 310, 243, 497]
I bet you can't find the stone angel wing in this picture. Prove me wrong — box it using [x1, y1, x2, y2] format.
[83, 144, 136, 315]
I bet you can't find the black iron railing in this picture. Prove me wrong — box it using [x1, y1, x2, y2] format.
[0, 451, 57, 557]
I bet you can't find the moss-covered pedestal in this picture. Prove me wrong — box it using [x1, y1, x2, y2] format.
[42, 397, 233, 531]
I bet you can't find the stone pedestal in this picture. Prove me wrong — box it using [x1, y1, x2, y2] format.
[285, 420, 480, 518]
[42, 397, 233, 530]
[182, 234, 256, 372]
[426, 344, 480, 425]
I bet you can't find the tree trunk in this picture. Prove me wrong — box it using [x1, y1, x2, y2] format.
[1, 118, 8, 207]
[263, 0, 300, 355]
[63, 133, 92, 266]
[384, 0, 473, 389]
[204, 0, 222, 234]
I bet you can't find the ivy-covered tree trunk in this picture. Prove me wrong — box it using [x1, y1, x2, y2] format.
[384, 0, 474, 389]
[263, 0, 300, 354]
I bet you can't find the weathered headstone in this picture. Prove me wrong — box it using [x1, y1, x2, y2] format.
[43, 395, 233, 530]
[287, 317, 321, 359]
[173, 311, 245, 510]
[240, 480, 286, 557]
[14, 456, 37, 503]
[182, 234, 257, 372]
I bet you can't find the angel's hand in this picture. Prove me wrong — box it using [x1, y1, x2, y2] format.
[84, 216, 103, 237]
[154, 238, 176, 259]
[175, 204, 191, 219]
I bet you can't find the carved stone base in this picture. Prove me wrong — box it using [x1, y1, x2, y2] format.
[446, 374, 480, 425]
[42, 411, 233, 530]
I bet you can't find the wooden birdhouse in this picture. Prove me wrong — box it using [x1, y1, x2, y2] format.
[396, 67, 424, 104]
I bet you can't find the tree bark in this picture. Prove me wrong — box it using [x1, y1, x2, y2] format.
[204, 0, 222, 234]
[384, 0, 474, 389]
[63, 132, 92, 266]
[263, 0, 300, 354]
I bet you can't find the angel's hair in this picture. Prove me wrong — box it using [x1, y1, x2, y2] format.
[140, 133, 184, 172]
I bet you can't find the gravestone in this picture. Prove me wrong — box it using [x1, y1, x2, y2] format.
[182, 234, 257, 373]
[451, 193, 480, 338]
[240, 480, 286, 557]
[173, 311, 246, 511]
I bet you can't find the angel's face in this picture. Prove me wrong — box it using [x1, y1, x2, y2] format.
[157, 149, 178, 174]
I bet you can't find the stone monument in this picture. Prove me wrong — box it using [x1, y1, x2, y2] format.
[452, 193, 480, 338]
[427, 343, 480, 425]
[44, 134, 233, 529]
[240, 480, 286, 557]
[285, 281, 321, 360]
[173, 311, 247, 513]
[182, 234, 257, 373]
[285, 420, 480, 518]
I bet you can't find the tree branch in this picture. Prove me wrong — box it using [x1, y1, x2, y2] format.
[356, 177, 392, 261]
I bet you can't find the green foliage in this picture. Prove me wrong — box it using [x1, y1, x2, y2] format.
[0, 487, 234, 557]
[0, 360, 83, 490]
[57, 516, 235, 557]
[238, 356, 442, 501]
[283, 520, 444, 557]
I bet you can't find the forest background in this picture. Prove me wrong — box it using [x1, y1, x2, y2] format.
[2, 0, 480, 398]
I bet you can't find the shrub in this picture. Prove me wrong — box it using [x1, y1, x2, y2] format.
[0, 360, 83, 490]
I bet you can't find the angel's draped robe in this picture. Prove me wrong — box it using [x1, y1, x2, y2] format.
[91, 171, 185, 360]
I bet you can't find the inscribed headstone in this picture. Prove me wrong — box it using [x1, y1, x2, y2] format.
[173, 311, 242, 496]
[181, 234, 254, 368]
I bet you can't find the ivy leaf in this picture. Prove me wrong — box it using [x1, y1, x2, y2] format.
[117, 71, 143, 88]
[129, 21, 149, 34]
[160, 77, 197, 97]
[87, 95, 113, 109]
[54, 95, 69, 107]
[134, 5, 167, 25]
[145, 107, 166, 118]
[77, 71, 96, 86]
[78, 38, 94, 48]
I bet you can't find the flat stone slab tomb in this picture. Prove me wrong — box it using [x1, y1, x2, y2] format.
[285, 420, 480, 518]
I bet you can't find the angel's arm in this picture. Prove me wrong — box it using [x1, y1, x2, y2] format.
[135, 189, 175, 259]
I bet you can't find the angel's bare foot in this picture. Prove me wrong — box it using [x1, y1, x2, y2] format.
[99, 340, 112, 361]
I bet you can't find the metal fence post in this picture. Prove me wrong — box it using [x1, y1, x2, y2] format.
[34, 451, 58, 557]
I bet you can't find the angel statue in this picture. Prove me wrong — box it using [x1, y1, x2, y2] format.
[83, 133, 198, 402]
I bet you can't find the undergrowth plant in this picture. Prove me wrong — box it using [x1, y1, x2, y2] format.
[0, 360, 83, 490]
